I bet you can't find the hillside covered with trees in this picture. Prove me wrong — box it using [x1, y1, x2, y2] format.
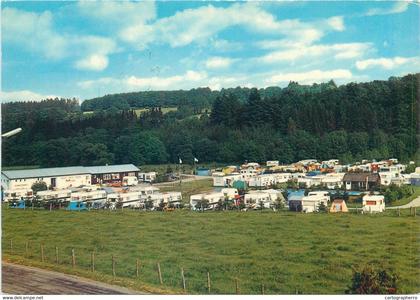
[2, 73, 419, 168]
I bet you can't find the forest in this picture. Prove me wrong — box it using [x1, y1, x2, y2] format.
[1, 73, 419, 168]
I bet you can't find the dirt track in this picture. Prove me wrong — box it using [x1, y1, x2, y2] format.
[2, 262, 145, 295]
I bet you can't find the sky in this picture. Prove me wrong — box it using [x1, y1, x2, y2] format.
[1, 0, 419, 102]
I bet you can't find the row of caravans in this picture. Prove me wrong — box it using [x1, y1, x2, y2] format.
[7, 185, 182, 210]
[190, 188, 285, 211]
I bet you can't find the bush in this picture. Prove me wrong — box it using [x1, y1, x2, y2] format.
[346, 266, 398, 294]
[31, 181, 47, 193]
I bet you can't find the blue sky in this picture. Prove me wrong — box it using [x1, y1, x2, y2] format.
[1, 1, 419, 102]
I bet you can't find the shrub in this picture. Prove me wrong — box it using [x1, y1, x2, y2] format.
[346, 266, 398, 294]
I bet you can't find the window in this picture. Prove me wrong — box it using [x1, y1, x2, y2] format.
[112, 173, 120, 180]
[103, 174, 112, 180]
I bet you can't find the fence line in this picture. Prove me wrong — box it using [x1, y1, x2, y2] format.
[3, 239, 308, 295]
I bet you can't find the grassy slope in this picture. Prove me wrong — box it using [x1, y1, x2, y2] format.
[2, 209, 419, 294]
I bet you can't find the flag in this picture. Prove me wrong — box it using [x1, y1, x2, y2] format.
[179, 158, 182, 164]
[194, 157, 199, 163]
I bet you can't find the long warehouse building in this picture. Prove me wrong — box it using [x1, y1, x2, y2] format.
[1, 164, 140, 191]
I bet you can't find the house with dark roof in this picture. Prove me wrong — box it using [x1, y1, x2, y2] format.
[342, 173, 381, 191]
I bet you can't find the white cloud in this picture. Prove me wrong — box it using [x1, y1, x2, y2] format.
[0, 90, 59, 102]
[326, 16, 345, 31]
[356, 56, 420, 70]
[365, 2, 409, 16]
[266, 69, 353, 85]
[78, 70, 209, 91]
[119, 2, 345, 49]
[210, 39, 243, 52]
[205, 57, 235, 69]
[75, 54, 109, 71]
[77, 1, 156, 25]
[258, 43, 373, 64]
[2, 7, 117, 70]
[2, 8, 67, 59]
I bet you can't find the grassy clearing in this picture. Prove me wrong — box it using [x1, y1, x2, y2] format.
[134, 107, 177, 117]
[158, 179, 213, 202]
[2, 208, 419, 294]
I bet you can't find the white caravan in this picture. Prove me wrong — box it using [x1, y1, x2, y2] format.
[190, 192, 224, 210]
[221, 188, 239, 200]
[36, 189, 72, 202]
[244, 192, 271, 209]
[107, 191, 144, 209]
[3, 189, 33, 202]
[71, 189, 108, 208]
[301, 191, 330, 213]
[362, 195, 385, 213]
[122, 176, 138, 186]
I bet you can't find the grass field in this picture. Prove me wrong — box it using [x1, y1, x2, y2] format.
[2, 208, 419, 294]
[158, 179, 214, 202]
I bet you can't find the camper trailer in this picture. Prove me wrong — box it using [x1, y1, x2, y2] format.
[362, 195, 385, 213]
[162, 192, 182, 207]
[301, 191, 330, 213]
[107, 191, 144, 209]
[221, 188, 239, 199]
[190, 192, 224, 210]
[3, 189, 33, 202]
[137, 186, 160, 196]
[69, 189, 108, 209]
[36, 189, 72, 202]
[244, 192, 271, 209]
[122, 176, 138, 186]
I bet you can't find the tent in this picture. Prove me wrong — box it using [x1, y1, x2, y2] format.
[329, 199, 348, 213]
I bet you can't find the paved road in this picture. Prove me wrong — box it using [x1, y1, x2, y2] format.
[387, 196, 420, 209]
[2, 262, 144, 295]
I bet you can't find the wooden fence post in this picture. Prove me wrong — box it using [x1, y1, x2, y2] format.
[261, 283, 265, 295]
[414, 207, 417, 217]
[10, 239, 13, 255]
[49, 202, 52, 211]
[112, 255, 116, 278]
[41, 244, 45, 262]
[157, 262, 163, 284]
[91, 252, 95, 272]
[398, 208, 400, 217]
[72, 249, 76, 268]
[207, 272, 211, 294]
[55, 246, 59, 264]
[235, 278, 239, 294]
[181, 267, 186, 292]
[25, 241, 29, 258]
[136, 259, 140, 278]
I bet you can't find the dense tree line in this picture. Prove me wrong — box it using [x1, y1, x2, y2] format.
[2, 74, 418, 168]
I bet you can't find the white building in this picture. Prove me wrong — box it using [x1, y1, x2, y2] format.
[362, 195, 385, 213]
[1, 166, 91, 191]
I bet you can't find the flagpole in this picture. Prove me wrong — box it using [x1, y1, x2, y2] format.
[179, 156, 182, 186]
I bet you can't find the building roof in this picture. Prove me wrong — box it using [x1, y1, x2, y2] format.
[85, 164, 139, 174]
[2, 164, 140, 180]
[343, 173, 380, 182]
[2, 166, 89, 180]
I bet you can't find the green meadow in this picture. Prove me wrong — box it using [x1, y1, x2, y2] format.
[2, 208, 419, 294]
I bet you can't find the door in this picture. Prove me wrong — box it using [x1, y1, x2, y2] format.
[51, 178, 56, 188]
